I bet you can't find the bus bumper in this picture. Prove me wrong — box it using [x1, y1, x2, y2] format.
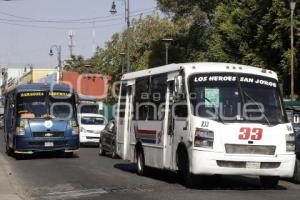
[14, 136, 79, 154]
[190, 149, 296, 178]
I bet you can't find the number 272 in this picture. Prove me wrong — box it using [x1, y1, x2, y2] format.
[239, 127, 263, 140]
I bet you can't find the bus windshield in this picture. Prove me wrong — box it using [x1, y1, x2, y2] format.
[17, 92, 47, 118]
[17, 91, 76, 119]
[188, 73, 286, 125]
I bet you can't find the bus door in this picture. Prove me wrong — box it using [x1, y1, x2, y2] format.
[124, 85, 133, 160]
[163, 80, 176, 169]
[172, 75, 189, 168]
[5, 94, 16, 147]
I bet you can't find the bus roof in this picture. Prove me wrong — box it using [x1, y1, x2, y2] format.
[121, 62, 278, 80]
[7, 83, 73, 94]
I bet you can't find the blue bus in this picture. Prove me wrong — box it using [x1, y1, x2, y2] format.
[4, 83, 79, 157]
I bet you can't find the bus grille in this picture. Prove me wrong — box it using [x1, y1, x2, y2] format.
[225, 144, 276, 155]
[32, 132, 64, 138]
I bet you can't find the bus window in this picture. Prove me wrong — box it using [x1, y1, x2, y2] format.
[119, 83, 127, 119]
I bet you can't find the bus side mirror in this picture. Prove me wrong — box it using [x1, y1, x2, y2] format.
[175, 75, 183, 95]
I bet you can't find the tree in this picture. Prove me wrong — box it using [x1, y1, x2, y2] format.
[93, 15, 180, 81]
[209, 0, 299, 96]
[157, 0, 300, 97]
[65, 55, 96, 74]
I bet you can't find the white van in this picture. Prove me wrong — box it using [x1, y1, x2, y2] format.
[79, 113, 107, 144]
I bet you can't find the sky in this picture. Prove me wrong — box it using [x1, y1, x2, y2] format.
[0, 0, 158, 68]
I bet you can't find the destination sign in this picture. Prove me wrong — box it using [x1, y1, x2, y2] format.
[49, 91, 71, 97]
[193, 75, 277, 88]
[20, 92, 44, 97]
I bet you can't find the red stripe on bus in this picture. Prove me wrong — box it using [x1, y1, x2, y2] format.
[138, 129, 156, 135]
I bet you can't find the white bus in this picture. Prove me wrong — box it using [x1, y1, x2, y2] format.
[116, 62, 295, 188]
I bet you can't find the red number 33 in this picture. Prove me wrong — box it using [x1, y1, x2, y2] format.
[239, 127, 263, 140]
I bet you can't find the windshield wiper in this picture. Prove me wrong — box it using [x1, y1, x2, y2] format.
[242, 91, 271, 126]
[204, 97, 224, 124]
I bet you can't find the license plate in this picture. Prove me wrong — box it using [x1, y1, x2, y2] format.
[246, 162, 260, 169]
[44, 142, 54, 147]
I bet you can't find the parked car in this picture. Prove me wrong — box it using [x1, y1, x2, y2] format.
[285, 101, 300, 183]
[79, 113, 107, 145]
[98, 119, 117, 158]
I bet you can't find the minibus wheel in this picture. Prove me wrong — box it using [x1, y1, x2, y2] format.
[294, 157, 300, 183]
[260, 176, 279, 188]
[178, 149, 195, 188]
[5, 137, 13, 156]
[136, 150, 146, 175]
[64, 152, 74, 158]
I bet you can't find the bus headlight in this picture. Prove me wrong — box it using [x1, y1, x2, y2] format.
[286, 133, 295, 152]
[194, 128, 214, 148]
[16, 127, 25, 136]
[72, 127, 79, 135]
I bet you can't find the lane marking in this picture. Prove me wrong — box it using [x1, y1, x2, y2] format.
[43, 188, 108, 200]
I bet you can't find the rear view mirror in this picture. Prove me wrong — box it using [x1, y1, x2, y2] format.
[175, 75, 183, 94]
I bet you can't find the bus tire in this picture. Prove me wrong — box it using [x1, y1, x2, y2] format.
[260, 176, 279, 188]
[64, 152, 74, 158]
[177, 147, 195, 188]
[5, 136, 13, 156]
[98, 139, 105, 156]
[136, 149, 146, 176]
[294, 157, 300, 183]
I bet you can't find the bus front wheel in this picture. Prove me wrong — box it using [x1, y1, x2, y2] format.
[260, 176, 279, 188]
[5, 137, 13, 156]
[177, 149, 195, 188]
[293, 157, 300, 183]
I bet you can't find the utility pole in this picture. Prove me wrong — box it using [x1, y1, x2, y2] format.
[49, 45, 62, 82]
[290, 1, 296, 100]
[68, 30, 75, 58]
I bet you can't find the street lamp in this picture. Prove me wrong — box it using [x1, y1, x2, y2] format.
[290, 0, 296, 100]
[110, 0, 130, 73]
[49, 45, 62, 82]
[162, 38, 173, 65]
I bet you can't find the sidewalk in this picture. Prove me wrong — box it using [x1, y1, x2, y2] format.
[0, 154, 23, 200]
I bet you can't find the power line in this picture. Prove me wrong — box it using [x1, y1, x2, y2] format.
[0, 20, 125, 30]
[0, 7, 157, 24]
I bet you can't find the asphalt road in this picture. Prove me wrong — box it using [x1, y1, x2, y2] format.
[1, 132, 300, 200]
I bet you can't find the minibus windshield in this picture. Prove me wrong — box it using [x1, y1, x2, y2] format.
[17, 92, 47, 118]
[17, 91, 75, 119]
[188, 73, 287, 125]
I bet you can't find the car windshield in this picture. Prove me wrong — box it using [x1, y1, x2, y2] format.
[81, 117, 105, 125]
[188, 73, 287, 125]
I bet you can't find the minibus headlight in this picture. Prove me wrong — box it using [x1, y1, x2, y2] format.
[286, 133, 295, 152]
[194, 128, 214, 148]
[72, 127, 79, 135]
[16, 127, 25, 136]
